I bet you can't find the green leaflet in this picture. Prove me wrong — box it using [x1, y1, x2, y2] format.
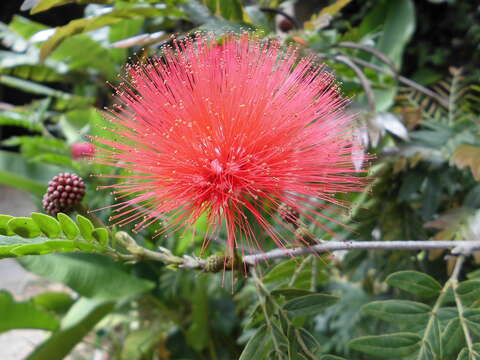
[0, 213, 110, 258]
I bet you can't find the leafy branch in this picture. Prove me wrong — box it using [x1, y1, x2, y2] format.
[350, 255, 480, 359]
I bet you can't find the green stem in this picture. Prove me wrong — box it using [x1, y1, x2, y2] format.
[451, 256, 477, 358]
[251, 268, 284, 359]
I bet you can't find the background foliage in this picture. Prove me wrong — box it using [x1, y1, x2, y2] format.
[0, 0, 479, 359]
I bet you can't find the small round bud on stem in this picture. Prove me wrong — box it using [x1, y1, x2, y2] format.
[204, 254, 233, 272]
[43, 173, 86, 215]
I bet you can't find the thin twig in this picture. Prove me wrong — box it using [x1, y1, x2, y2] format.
[334, 55, 376, 112]
[335, 42, 398, 73]
[347, 56, 449, 108]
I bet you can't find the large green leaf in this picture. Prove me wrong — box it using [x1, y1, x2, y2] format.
[349, 333, 422, 358]
[283, 294, 339, 317]
[51, 34, 117, 79]
[108, 18, 143, 63]
[363, 300, 431, 325]
[239, 325, 271, 360]
[376, 0, 415, 68]
[0, 291, 59, 333]
[19, 253, 155, 300]
[26, 297, 114, 360]
[186, 274, 210, 351]
[386, 271, 442, 298]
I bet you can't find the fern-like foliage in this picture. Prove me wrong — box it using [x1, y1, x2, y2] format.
[0, 212, 110, 258]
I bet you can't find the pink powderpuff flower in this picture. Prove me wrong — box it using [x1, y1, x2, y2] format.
[94, 34, 366, 259]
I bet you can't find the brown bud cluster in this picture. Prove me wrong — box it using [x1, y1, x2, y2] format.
[42, 173, 86, 215]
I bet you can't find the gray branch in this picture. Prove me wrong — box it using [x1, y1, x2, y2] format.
[116, 231, 480, 270]
[242, 240, 480, 265]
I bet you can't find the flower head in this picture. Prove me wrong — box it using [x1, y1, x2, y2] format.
[94, 34, 365, 257]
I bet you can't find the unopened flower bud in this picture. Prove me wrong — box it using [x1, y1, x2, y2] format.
[279, 18, 294, 32]
[204, 254, 232, 272]
[71, 142, 95, 160]
[43, 173, 86, 215]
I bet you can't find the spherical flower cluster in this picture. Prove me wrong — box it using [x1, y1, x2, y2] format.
[94, 34, 365, 257]
[43, 173, 86, 215]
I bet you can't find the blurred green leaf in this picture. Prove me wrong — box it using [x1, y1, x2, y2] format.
[0, 111, 44, 132]
[349, 333, 422, 357]
[239, 325, 271, 360]
[122, 328, 163, 360]
[19, 253, 155, 300]
[40, 6, 182, 60]
[186, 274, 210, 350]
[457, 344, 480, 360]
[0, 290, 59, 333]
[32, 291, 74, 314]
[0, 150, 61, 196]
[376, 0, 415, 68]
[182, 0, 215, 25]
[0, 215, 15, 236]
[26, 297, 114, 360]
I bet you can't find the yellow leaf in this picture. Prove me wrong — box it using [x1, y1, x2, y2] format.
[304, 0, 352, 31]
[319, 0, 353, 16]
[453, 144, 480, 180]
